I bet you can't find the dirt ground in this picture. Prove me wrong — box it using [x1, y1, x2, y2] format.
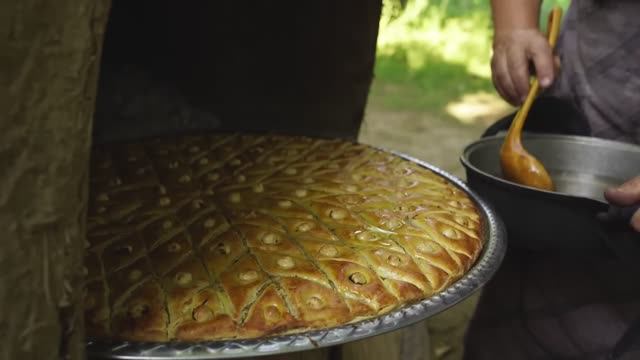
[359, 81, 514, 180]
[358, 85, 510, 360]
[360, 104, 485, 180]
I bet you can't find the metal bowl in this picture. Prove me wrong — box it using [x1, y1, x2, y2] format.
[460, 133, 640, 251]
[86, 150, 507, 360]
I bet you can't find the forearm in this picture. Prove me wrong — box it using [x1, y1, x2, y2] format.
[490, 0, 541, 32]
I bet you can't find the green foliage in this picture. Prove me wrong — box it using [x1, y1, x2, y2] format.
[540, 0, 571, 30]
[374, 0, 571, 116]
[372, 47, 494, 111]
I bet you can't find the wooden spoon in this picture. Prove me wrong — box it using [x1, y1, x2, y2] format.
[499, 6, 563, 191]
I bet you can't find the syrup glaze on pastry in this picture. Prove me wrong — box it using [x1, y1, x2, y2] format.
[85, 134, 483, 341]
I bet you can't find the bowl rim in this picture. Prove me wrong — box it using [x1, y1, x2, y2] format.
[458, 133, 640, 207]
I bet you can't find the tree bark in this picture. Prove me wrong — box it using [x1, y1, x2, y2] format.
[0, 1, 111, 359]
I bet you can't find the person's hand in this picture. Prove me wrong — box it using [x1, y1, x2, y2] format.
[604, 176, 640, 232]
[491, 29, 560, 106]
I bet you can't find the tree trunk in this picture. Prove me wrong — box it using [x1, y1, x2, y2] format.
[0, 1, 111, 359]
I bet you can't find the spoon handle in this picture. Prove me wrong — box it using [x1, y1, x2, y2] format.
[546, 6, 563, 48]
[508, 7, 564, 137]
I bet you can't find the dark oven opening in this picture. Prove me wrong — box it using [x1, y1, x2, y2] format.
[93, 0, 383, 145]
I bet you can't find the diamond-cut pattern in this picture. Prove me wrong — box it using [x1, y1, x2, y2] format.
[85, 133, 484, 342]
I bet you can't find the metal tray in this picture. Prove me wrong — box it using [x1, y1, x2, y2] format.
[86, 150, 507, 360]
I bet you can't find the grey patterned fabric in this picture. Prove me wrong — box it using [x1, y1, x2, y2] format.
[546, 0, 640, 144]
[463, 248, 640, 360]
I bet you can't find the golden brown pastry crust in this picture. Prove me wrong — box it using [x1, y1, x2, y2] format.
[85, 134, 484, 341]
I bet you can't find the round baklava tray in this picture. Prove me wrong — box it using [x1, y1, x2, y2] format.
[84, 133, 506, 359]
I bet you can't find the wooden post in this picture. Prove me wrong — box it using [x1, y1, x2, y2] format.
[240, 320, 435, 360]
[0, 1, 111, 359]
[341, 321, 434, 360]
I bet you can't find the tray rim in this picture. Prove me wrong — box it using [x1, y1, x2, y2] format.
[86, 142, 507, 360]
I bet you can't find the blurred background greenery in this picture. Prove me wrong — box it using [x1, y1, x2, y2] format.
[369, 0, 570, 124]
